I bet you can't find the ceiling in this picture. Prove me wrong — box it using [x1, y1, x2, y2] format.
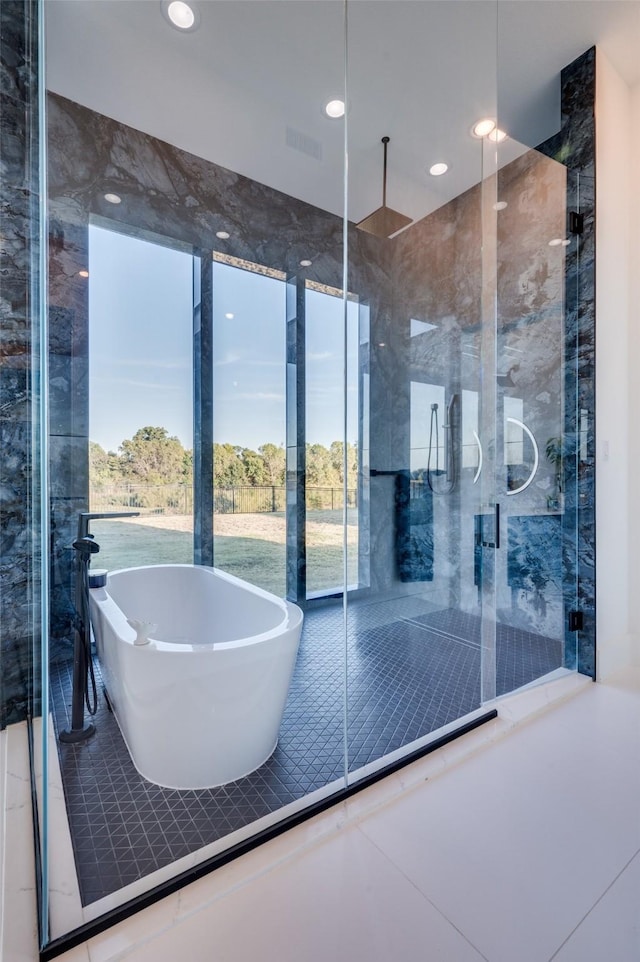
[45, 0, 640, 226]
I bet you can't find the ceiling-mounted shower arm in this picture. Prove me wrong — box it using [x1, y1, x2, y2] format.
[356, 134, 412, 237]
[381, 136, 390, 208]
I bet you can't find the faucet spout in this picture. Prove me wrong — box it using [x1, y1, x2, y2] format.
[77, 511, 141, 540]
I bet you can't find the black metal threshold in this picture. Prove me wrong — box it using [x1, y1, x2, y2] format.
[27, 715, 45, 950]
[40, 707, 497, 960]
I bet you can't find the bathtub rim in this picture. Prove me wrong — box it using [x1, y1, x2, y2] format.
[91, 563, 303, 653]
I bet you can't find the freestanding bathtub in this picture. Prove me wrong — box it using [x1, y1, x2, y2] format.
[88, 564, 303, 790]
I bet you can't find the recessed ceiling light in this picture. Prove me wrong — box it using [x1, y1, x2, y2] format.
[299, 259, 312, 267]
[325, 100, 345, 119]
[488, 128, 508, 143]
[561, 239, 571, 247]
[549, 238, 570, 247]
[378, 342, 386, 348]
[216, 231, 230, 240]
[162, 0, 199, 31]
[104, 192, 121, 204]
[494, 201, 508, 211]
[225, 312, 234, 319]
[472, 118, 496, 138]
[78, 270, 89, 278]
[429, 162, 448, 176]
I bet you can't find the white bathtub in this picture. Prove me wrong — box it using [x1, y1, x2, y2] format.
[88, 564, 303, 790]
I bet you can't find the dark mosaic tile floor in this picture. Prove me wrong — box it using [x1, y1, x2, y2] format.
[51, 599, 562, 905]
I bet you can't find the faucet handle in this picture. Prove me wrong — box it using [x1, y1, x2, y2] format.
[127, 619, 157, 646]
[72, 537, 100, 555]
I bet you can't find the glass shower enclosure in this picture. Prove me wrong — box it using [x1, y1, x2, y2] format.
[35, 1, 586, 953]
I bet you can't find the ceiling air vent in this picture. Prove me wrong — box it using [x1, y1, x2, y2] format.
[285, 126, 323, 161]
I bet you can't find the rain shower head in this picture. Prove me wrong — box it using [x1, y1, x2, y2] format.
[356, 137, 413, 238]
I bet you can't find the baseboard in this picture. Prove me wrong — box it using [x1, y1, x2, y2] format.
[597, 632, 638, 680]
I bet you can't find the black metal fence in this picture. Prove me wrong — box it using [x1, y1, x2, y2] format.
[90, 484, 357, 516]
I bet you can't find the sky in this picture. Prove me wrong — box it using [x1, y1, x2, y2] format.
[89, 224, 359, 454]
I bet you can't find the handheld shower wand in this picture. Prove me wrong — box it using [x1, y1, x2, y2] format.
[426, 394, 458, 494]
[444, 393, 457, 485]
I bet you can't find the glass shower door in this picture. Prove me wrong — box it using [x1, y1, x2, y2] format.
[492, 145, 581, 695]
[345, 0, 500, 781]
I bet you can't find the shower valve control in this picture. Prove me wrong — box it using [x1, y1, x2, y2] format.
[479, 502, 501, 550]
[568, 611, 584, 632]
[569, 211, 584, 235]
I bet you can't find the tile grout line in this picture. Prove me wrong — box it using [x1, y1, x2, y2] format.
[547, 847, 640, 961]
[353, 824, 492, 962]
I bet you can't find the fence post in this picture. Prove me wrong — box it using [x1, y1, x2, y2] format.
[232, 487, 236, 514]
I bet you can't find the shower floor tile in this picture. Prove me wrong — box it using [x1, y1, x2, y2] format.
[50, 597, 563, 905]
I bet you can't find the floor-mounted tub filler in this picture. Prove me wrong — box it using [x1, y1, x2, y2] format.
[89, 564, 303, 789]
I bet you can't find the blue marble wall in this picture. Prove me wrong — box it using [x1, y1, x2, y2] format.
[0, 0, 43, 727]
[561, 49, 596, 678]
[395, 472, 434, 583]
[538, 47, 596, 676]
[48, 220, 89, 666]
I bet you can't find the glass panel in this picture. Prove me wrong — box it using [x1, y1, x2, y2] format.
[493, 136, 578, 693]
[36, 0, 588, 948]
[35, 0, 49, 938]
[479, 133, 499, 706]
[495, 8, 588, 686]
[345, 0, 498, 780]
[44, 0, 346, 937]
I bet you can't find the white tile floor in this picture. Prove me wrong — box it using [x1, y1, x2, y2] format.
[61, 671, 640, 962]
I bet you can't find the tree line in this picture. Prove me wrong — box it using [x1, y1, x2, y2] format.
[90, 427, 358, 489]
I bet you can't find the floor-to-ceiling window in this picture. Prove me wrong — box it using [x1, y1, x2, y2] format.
[87, 225, 194, 568]
[305, 283, 360, 596]
[211, 256, 287, 594]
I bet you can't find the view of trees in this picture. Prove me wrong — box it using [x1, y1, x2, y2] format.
[90, 427, 358, 490]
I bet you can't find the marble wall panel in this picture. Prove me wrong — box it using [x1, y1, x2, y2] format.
[47, 217, 90, 663]
[193, 252, 214, 568]
[0, 0, 42, 727]
[541, 48, 596, 676]
[48, 94, 348, 288]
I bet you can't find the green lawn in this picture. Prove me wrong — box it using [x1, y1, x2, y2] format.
[90, 519, 357, 597]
